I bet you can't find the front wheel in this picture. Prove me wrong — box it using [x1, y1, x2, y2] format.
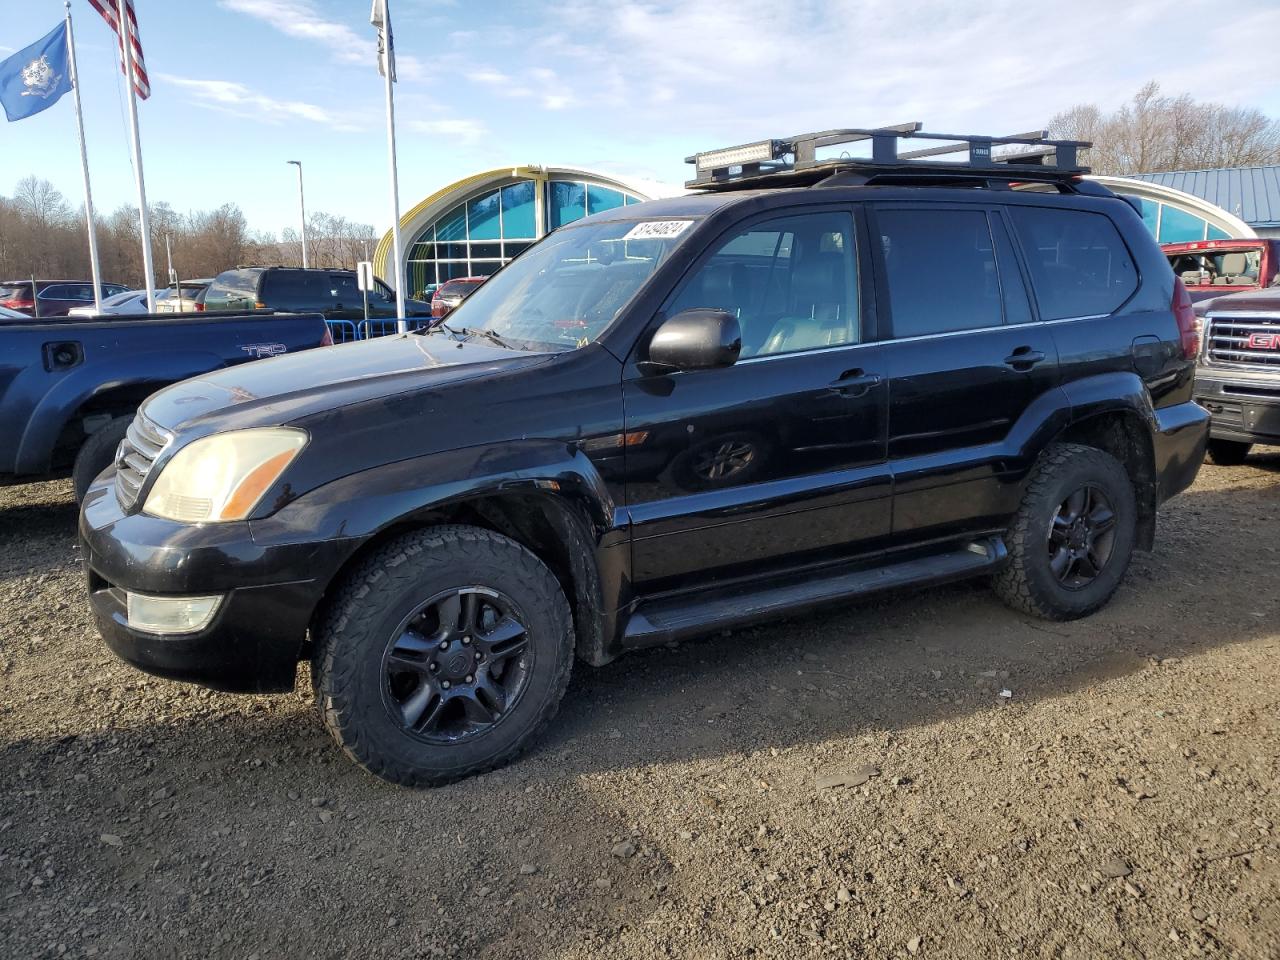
[312, 525, 574, 787]
[73, 415, 132, 503]
[1205, 438, 1252, 466]
[993, 443, 1137, 621]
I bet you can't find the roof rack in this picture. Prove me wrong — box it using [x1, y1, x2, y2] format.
[685, 123, 1091, 191]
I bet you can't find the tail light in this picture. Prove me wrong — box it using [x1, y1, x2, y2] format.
[194, 302, 205, 312]
[1172, 279, 1199, 360]
[254, 301, 267, 310]
[2, 297, 33, 309]
[320, 326, 334, 347]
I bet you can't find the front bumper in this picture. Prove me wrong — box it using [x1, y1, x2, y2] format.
[80, 477, 355, 693]
[1194, 373, 1280, 445]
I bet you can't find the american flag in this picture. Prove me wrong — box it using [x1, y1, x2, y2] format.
[87, 0, 150, 100]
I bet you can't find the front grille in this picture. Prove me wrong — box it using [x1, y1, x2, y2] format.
[1205, 314, 1280, 369]
[114, 414, 172, 510]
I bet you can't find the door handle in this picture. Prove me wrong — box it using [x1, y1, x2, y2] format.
[829, 369, 883, 397]
[1003, 346, 1047, 370]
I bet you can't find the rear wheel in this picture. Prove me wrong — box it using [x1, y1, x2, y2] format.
[993, 443, 1136, 621]
[72, 415, 132, 503]
[1205, 438, 1252, 466]
[312, 525, 574, 787]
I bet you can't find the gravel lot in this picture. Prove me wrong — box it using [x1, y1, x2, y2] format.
[2, 456, 1278, 960]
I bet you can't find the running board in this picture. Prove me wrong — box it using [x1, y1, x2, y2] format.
[621, 536, 1007, 649]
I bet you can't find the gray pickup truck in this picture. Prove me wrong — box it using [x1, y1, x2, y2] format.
[1194, 288, 1280, 464]
[0, 311, 331, 499]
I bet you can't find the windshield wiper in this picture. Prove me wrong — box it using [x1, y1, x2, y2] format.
[415, 318, 462, 337]
[462, 327, 516, 350]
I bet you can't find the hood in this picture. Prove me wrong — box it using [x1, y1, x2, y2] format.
[1201, 288, 1280, 317]
[142, 333, 551, 434]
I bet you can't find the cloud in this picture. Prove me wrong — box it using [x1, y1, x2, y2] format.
[220, 0, 427, 81]
[494, 0, 1280, 137]
[160, 74, 357, 129]
[407, 118, 487, 144]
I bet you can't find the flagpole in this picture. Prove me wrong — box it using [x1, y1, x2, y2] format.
[65, 1, 103, 314]
[379, 0, 407, 333]
[116, 0, 155, 313]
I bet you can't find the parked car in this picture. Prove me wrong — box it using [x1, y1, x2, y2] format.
[81, 126, 1207, 788]
[2, 311, 332, 501]
[155, 279, 212, 313]
[1190, 287, 1280, 465]
[67, 289, 150, 318]
[0, 279, 129, 317]
[431, 277, 486, 318]
[1164, 238, 1280, 304]
[200, 266, 431, 319]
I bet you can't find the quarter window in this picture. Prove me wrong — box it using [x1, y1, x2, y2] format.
[1009, 207, 1138, 320]
[877, 208, 1001, 337]
[667, 211, 857, 358]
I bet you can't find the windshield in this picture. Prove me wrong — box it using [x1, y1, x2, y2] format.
[434, 218, 698, 351]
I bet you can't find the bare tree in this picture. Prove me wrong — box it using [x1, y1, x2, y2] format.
[1, 175, 377, 288]
[1050, 82, 1280, 175]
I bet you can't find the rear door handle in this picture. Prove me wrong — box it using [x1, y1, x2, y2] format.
[829, 369, 883, 397]
[1003, 346, 1047, 370]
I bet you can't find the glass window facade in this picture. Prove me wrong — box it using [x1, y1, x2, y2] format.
[1119, 193, 1237, 245]
[405, 177, 642, 299]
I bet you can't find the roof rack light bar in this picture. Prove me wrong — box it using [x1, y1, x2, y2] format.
[686, 123, 1091, 189]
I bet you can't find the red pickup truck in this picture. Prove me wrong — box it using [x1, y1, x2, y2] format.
[1164, 238, 1280, 303]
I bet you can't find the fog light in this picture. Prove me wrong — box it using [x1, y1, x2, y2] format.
[126, 592, 223, 635]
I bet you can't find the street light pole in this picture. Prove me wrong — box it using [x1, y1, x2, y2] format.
[287, 160, 308, 269]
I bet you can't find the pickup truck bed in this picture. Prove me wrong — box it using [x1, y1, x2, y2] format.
[0, 311, 330, 496]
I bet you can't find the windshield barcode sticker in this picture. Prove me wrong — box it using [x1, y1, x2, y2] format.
[623, 220, 693, 241]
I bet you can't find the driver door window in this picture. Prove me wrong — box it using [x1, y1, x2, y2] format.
[667, 211, 859, 358]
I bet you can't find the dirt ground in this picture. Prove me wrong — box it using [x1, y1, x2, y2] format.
[1, 454, 1278, 960]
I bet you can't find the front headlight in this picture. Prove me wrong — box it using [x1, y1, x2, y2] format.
[143, 427, 308, 522]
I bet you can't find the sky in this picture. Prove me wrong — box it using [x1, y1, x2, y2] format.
[1, 0, 1278, 238]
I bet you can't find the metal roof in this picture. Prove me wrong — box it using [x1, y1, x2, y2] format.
[1130, 165, 1280, 228]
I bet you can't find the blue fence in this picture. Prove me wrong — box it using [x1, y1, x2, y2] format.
[326, 316, 434, 344]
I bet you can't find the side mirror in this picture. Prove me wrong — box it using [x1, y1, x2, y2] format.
[641, 308, 741, 375]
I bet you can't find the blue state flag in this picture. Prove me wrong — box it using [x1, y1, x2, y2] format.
[0, 23, 74, 122]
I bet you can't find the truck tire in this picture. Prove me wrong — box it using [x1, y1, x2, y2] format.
[72, 415, 132, 503]
[1205, 439, 1252, 466]
[312, 524, 574, 787]
[993, 443, 1136, 621]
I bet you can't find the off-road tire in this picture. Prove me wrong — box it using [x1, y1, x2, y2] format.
[993, 443, 1137, 621]
[312, 524, 573, 788]
[1205, 438, 1252, 466]
[72, 415, 132, 503]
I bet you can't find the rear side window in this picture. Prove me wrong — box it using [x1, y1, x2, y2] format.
[261, 271, 334, 309]
[1009, 207, 1138, 320]
[877, 208, 1001, 338]
[205, 269, 260, 306]
[328, 273, 360, 304]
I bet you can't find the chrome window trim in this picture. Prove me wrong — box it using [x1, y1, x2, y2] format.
[732, 313, 1108, 363]
[737, 340, 870, 364]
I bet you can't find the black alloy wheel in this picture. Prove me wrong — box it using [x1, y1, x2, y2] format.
[992, 442, 1136, 621]
[313, 525, 574, 787]
[1047, 485, 1117, 590]
[382, 587, 532, 743]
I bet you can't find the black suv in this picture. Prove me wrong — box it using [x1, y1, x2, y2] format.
[201, 266, 432, 319]
[81, 126, 1208, 787]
